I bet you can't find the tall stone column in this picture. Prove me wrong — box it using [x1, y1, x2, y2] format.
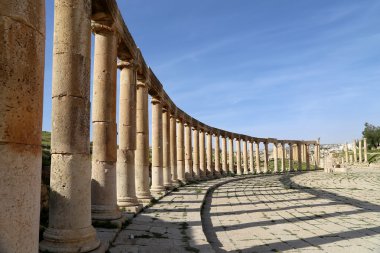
[185, 122, 193, 181]
[255, 141, 260, 173]
[170, 113, 179, 185]
[243, 139, 248, 174]
[236, 138, 242, 175]
[297, 143, 302, 171]
[305, 144, 310, 170]
[359, 139, 363, 162]
[364, 138, 368, 162]
[229, 137, 234, 174]
[177, 119, 186, 183]
[116, 60, 140, 211]
[273, 143, 278, 173]
[316, 139, 321, 168]
[214, 134, 222, 177]
[151, 98, 165, 195]
[40, 1, 100, 252]
[135, 78, 152, 204]
[280, 143, 286, 172]
[344, 143, 349, 163]
[192, 127, 200, 180]
[249, 141, 254, 174]
[0, 1, 45, 252]
[353, 140, 357, 163]
[162, 107, 172, 188]
[221, 135, 228, 175]
[289, 143, 294, 172]
[199, 130, 207, 179]
[90, 21, 121, 222]
[206, 131, 214, 178]
[263, 142, 269, 173]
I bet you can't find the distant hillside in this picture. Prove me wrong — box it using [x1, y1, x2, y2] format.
[42, 131, 51, 166]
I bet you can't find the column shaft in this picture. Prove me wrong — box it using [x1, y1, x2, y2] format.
[162, 108, 172, 188]
[192, 128, 200, 180]
[185, 122, 193, 181]
[236, 139, 242, 175]
[199, 130, 207, 179]
[297, 143, 302, 171]
[177, 119, 186, 182]
[222, 136, 228, 175]
[255, 142, 260, 173]
[243, 140, 248, 174]
[364, 138, 368, 162]
[206, 132, 214, 178]
[359, 139, 363, 162]
[306, 144, 310, 170]
[263, 142, 269, 173]
[281, 143, 286, 172]
[273, 143, 278, 173]
[344, 143, 349, 163]
[229, 137, 234, 174]
[215, 135, 221, 177]
[353, 140, 357, 163]
[249, 141, 254, 173]
[289, 144, 294, 171]
[170, 114, 178, 184]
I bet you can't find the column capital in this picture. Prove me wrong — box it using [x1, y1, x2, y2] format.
[91, 21, 114, 35]
[136, 78, 150, 88]
[117, 59, 139, 70]
[151, 97, 161, 105]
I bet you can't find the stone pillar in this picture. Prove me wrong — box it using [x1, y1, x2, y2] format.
[229, 137, 234, 174]
[192, 127, 200, 180]
[305, 144, 310, 170]
[150, 98, 165, 195]
[297, 143, 302, 171]
[364, 138, 368, 162]
[199, 130, 207, 179]
[170, 113, 179, 185]
[162, 107, 172, 188]
[135, 78, 152, 204]
[349, 154, 353, 163]
[214, 134, 222, 177]
[263, 142, 269, 173]
[255, 142, 260, 173]
[243, 139, 248, 174]
[177, 119, 186, 183]
[90, 21, 121, 222]
[206, 131, 214, 178]
[40, 1, 101, 252]
[184, 122, 193, 181]
[236, 138, 242, 175]
[359, 139, 363, 162]
[280, 143, 286, 172]
[273, 143, 278, 173]
[344, 143, 349, 163]
[353, 140, 357, 163]
[249, 141, 254, 174]
[316, 139, 321, 168]
[116, 60, 140, 211]
[289, 143, 294, 172]
[221, 135, 228, 175]
[1, 1, 45, 251]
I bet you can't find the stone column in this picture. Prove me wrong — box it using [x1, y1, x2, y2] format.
[135, 78, 152, 204]
[344, 143, 349, 163]
[280, 143, 286, 172]
[243, 139, 248, 174]
[236, 138, 242, 175]
[229, 137, 234, 174]
[364, 138, 368, 162]
[192, 127, 200, 180]
[40, 1, 100, 252]
[177, 119, 186, 183]
[150, 98, 165, 195]
[263, 142, 269, 173]
[305, 144, 310, 170]
[359, 139, 363, 162]
[273, 143, 278, 173]
[90, 21, 121, 223]
[289, 143, 294, 172]
[297, 143, 302, 171]
[162, 107, 172, 188]
[199, 130, 207, 179]
[249, 141, 254, 174]
[255, 141, 261, 173]
[353, 140, 357, 163]
[185, 121, 193, 181]
[1, 1, 45, 252]
[221, 135, 228, 175]
[170, 113, 179, 185]
[214, 134, 222, 177]
[116, 60, 140, 211]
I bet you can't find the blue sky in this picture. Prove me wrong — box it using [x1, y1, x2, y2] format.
[43, 1, 380, 144]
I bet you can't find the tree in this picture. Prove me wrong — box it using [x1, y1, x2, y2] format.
[362, 123, 380, 149]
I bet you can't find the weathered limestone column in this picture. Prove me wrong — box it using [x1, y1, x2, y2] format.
[344, 143, 349, 163]
[214, 134, 222, 177]
[229, 136, 234, 174]
[40, 1, 100, 252]
[192, 127, 200, 180]
[0, 1, 45, 252]
[150, 98, 165, 195]
[255, 141, 261, 173]
[297, 143, 302, 171]
[243, 139, 249, 174]
[280, 143, 286, 172]
[185, 121, 193, 181]
[359, 139, 363, 162]
[199, 130, 207, 179]
[221, 135, 228, 175]
[162, 107, 172, 188]
[249, 141, 254, 174]
[305, 144, 310, 170]
[236, 138, 242, 175]
[206, 131, 214, 178]
[316, 139, 321, 168]
[170, 113, 179, 185]
[364, 138, 368, 162]
[90, 20, 121, 223]
[135, 78, 152, 204]
[353, 140, 357, 163]
[263, 141, 269, 173]
[289, 143, 294, 172]
[116, 60, 141, 212]
[177, 119, 186, 183]
[273, 143, 278, 173]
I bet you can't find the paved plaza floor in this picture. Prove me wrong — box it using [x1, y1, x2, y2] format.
[108, 168, 380, 253]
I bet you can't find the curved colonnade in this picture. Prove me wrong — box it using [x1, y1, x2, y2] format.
[0, 0, 319, 252]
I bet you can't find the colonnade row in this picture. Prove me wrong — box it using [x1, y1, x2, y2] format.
[343, 138, 368, 164]
[0, 1, 319, 253]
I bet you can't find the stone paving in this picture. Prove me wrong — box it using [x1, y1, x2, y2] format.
[107, 168, 380, 253]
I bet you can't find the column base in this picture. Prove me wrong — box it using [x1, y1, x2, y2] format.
[40, 226, 101, 253]
[91, 205, 122, 222]
[117, 196, 140, 208]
